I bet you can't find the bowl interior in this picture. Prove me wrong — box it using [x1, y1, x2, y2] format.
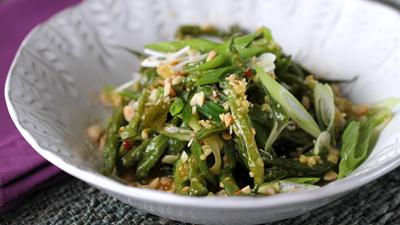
[5, 0, 400, 223]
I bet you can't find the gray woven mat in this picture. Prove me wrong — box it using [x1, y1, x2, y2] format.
[2, 0, 400, 224]
[2, 166, 400, 225]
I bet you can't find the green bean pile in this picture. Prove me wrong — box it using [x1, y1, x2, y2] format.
[91, 25, 398, 196]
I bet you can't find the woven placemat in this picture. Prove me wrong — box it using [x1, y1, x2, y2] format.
[2, 0, 400, 224]
[2, 166, 400, 225]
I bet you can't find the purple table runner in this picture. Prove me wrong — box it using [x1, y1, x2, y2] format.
[0, 0, 82, 215]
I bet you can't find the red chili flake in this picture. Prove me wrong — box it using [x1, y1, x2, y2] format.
[177, 71, 182, 76]
[244, 69, 252, 77]
[182, 72, 189, 76]
[123, 140, 132, 150]
[223, 155, 230, 163]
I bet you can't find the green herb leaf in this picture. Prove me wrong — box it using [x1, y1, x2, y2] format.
[196, 102, 227, 122]
[118, 91, 141, 99]
[262, 26, 273, 41]
[185, 33, 261, 73]
[145, 38, 220, 53]
[281, 177, 320, 185]
[194, 66, 246, 86]
[170, 97, 185, 116]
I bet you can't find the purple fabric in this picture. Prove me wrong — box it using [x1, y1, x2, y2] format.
[0, 0, 82, 215]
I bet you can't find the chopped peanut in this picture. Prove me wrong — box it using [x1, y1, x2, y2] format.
[206, 50, 218, 62]
[241, 185, 251, 194]
[181, 151, 189, 163]
[200, 24, 215, 31]
[141, 129, 149, 139]
[302, 96, 310, 110]
[87, 125, 102, 142]
[149, 177, 161, 189]
[324, 171, 338, 181]
[331, 148, 340, 156]
[181, 186, 189, 192]
[222, 133, 232, 140]
[307, 156, 316, 166]
[161, 155, 179, 164]
[327, 154, 339, 164]
[264, 186, 276, 196]
[299, 154, 308, 163]
[172, 76, 183, 85]
[224, 114, 233, 127]
[123, 105, 136, 122]
[216, 190, 228, 196]
[98, 132, 107, 151]
[100, 93, 111, 105]
[164, 82, 171, 97]
[351, 104, 369, 115]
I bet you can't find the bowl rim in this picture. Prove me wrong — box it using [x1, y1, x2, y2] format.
[4, 0, 400, 211]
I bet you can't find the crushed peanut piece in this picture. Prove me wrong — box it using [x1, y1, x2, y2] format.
[123, 105, 136, 122]
[327, 153, 339, 164]
[100, 93, 112, 105]
[307, 156, 316, 166]
[222, 133, 232, 140]
[181, 151, 189, 163]
[331, 148, 340, 156]
[324, 171, 338, 181]
[302, 96, 310, 110]
[264, 186, 276, 196]
[181, 186, 189, 192]
[200, 24, 215, 31]
[216, 190, 228, 196]
[299, 154, 308, 163]
[351, 104, 368, 115]
[141, 129, 149, 139]
[192, 106, 197, 115]
[224, 114, 233, 127]
[98, 132, 107, 151]
[87, 125, 102, 142]
[241, 185, 251, 194]
[206, 50, 218, 62]
[161, 155, 179, 164]
[149, 177, 161, 189]
[172, 76, 183, 85]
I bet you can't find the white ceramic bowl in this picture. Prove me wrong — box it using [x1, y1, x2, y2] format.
[5, 0, 400, 224]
